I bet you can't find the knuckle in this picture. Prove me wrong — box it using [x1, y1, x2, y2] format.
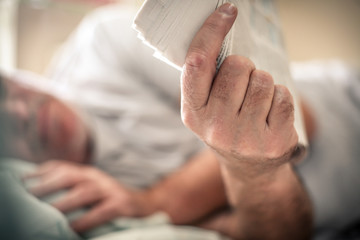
[104, 201, 119, 216]
[76, 185, 89, 196]
[211, 73, 232, 102]
[274, 85, 295, 117]
[84, 166, 98, 177]
[100, 203, 113, 215]
[184, 51, 208, 70]
[245, 70, 274, 106]
[223, 55, 255, 74]
[204, 16, 224, 35]
[274, 85, 292, 101]
[41, 160, 60, 169]
[212, 56, 256, 102]
[64, 172, 79, 184]
[251, 70, 274, 88]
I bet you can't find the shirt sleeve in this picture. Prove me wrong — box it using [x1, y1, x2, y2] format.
[46, 4, 205, 188]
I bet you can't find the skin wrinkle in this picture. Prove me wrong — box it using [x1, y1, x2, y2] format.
[182, 53, 214, 111]
[235, 69, 256, 116]
[198, 60, 291, 180]
[211, 69, 234, 102]
[270, 85, 295, 126]
[276, 94, 295, 119]
[210, 56, 254, 106]
[205, 56, 259, 153]
[215, 140, 298, 183]
[241, 72, 274, 117]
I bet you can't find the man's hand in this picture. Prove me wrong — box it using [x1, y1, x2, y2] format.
[24, 150, 228, 233]
[25, 160, 150, 233]
[181, 3, 312, 239]
[181, 3, 298, 181]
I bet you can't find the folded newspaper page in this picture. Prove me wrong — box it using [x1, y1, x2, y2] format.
[133, 0, 308, 154]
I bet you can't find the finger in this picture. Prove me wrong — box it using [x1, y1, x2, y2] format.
[52, 183, 100, 213]
[181, 3, 237, 112]
[267, 85, 295, 130]
[29, 171, 77, 197]
[197, 210, 238, 238]
[239, 70, 274, 125]
[23, 160, 62, 179]
[207, 56, 255, 116]
[71, 201, 119, 233]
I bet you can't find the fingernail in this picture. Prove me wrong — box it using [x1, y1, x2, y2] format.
[219, 3, 236, 16]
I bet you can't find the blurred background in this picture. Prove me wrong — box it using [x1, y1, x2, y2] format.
[0, 0, 359, 75]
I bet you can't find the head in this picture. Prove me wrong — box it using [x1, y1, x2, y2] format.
[0, 73, 90, 163]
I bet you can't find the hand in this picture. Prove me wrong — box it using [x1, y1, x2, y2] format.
[197, 208, 240, 239]
[25, 160, 151, 233]
[181, 3, 298, 181]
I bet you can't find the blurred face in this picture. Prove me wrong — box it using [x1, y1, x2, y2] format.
[0, 74, 90, 163]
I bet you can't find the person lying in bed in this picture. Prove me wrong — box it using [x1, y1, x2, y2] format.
[0, 4, 229, 238]
[0, 67, 228, 238]
[1, 2, 359, 240]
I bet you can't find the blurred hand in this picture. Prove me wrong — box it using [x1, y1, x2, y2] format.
[25, 160, 151, 233]
[197, 209, 239, 239]
[181, 3, 298, 181]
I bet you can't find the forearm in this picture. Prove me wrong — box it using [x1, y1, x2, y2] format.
[144, 149, 227, 224]
[221, 162, 313, 240]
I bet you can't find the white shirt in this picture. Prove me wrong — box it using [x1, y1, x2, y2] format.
[293, 62, 360, 239]
[47, 4, 204, 189]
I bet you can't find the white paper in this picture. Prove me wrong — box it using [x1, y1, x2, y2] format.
[133, 0, 308, 152]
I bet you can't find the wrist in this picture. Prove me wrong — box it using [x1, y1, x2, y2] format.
[220, 162, 294, 207]
[215, 145, 296, 183]
[130, 189, 159, 217]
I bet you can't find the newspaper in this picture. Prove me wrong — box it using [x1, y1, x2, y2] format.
[133, 0, 308, 155]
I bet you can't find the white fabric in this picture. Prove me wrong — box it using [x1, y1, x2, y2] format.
[91, 225, 229, 240]
[47, 4, 204, 189]
[293, 63, 360, 239]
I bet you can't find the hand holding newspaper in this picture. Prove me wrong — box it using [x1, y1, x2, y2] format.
[133, 0, 307, 157]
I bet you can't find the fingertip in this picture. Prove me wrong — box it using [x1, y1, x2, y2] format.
[28, 186, 43, 197]
[70, 221, 85, 233]
[218, 2, 237, 17]
[187, 2, 237, 61]
[71, 218, 93, 233]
